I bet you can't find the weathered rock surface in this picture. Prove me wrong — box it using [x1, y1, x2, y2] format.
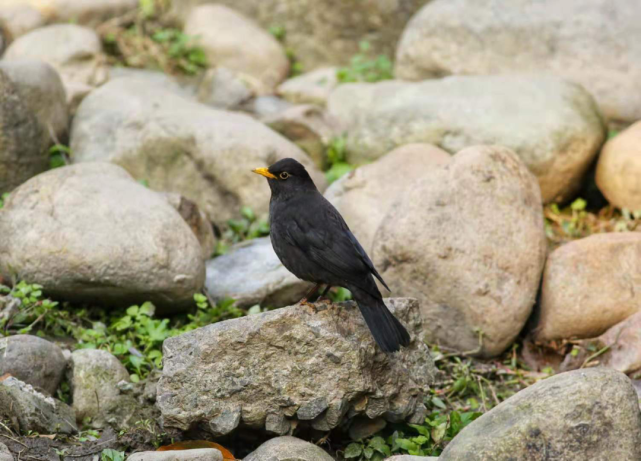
[0, 60, 69, 144]
[395, 0, 641, 123]
[127, 449, 222, 461]
[0, 4, 45, 38]
[196, 67, 253, 110]
[0, 163, 205, 311]
[108, 66, 197, 101]
[263, 105, 338, 169]
[0, 442, 12, 461]
[70, 78, 325, 224]
[277, 68, 339, 106]
[440, 368, 641, 460]
[32, 0, 137, 26]
[596, 122, 641, 211]
[591, 311, 641, 374]
[158, 298, 435, 435]
[4, 24, 108, 109]
[535, 232, 641, 342]
[372, 146, 546, 357]
[161, 192, 216, 260]
[205, 237, 311, 309]
[184, 5, 288, 93]
[0, 376, 77, 434]
[0, 335, 67, 396]
[0, 69, 47, 193]
[69, 349, 139, 429]
[328, 75, 606, 203]
[325, 144, 451, 253]
[244, 436, 333, 461]
[170, 0, 429, 71]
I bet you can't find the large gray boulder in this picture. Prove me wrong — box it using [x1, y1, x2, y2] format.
[0, 60, 68, 145]
[127, 450, 222, 461]
[440, 368, 641, 460]
[158, 298, 435, 436]
[170, 0, 430, 71]
[69, 349, 139, 429]
[395, 0, 641, 123]
[0, 335, 67, 396]
[325, 143, 451, 253]
[4, 24, 108, 109]
[0, 69, 46, 193]
[327, 75, 606, 203]
[372, 146, 547, 357]
[0, 376, 77, 434]
[0, 163, 205, 311]
[244, 436, 333, 461]
[70, 78, 326, 224]
[205, 237, 311, 308]
[535, 232, 641, 342]
[184, 5, 289, 94]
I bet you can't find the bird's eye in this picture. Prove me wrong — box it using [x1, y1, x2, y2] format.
[279, 172, 290, 179]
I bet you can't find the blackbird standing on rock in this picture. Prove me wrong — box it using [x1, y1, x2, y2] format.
[252, 158, 410, 353]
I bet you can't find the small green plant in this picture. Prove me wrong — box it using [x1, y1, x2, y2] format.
[216, 207, 270, 255]
[101, 449, 126, 461]
[324, 135, 355, 183]
[49, 144, 72, 169]
[337, 41, 393, 84]
[99, 0, 207, 75]
[0, 282, 245, 380]
[268, 25, 286, 41]
[151, 28, 208, 75]
[0, 192, 9, 209]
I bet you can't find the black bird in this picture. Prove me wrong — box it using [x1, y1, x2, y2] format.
[253, 158, 411, 353]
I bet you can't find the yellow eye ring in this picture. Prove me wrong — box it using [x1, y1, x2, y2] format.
[279, 172, 290, 179]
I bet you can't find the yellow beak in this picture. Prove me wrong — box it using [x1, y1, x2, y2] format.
[252, 167, 277, 179]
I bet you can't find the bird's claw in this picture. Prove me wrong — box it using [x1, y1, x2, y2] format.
[298, 298, 318, 313]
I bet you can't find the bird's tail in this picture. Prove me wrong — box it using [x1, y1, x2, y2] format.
[350, 286, 411, 353]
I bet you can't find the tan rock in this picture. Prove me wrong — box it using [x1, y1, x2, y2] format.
[325, 144, 451, 253]
[372, 145, 546, 357]
[277, 68, 339, 106]
[535, 233, 641, 342]
[395, 0, 641, 123]
[0, 4, 45, 38]
[184, 5, 289, 94]
[596, 121, 641, 211]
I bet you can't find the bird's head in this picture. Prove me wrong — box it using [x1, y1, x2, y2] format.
[252, 158, 317, 196]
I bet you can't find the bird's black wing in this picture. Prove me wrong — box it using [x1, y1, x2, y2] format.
[284, 194, 390, 295]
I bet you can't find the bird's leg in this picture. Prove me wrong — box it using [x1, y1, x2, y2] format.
[298, 283, 321, 307]
[317, 285, 333, 303]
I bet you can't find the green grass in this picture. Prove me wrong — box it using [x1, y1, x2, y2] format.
[337, 41, 393, 84]
[0, 281, 243, 382]
[324, 135, 355, 183]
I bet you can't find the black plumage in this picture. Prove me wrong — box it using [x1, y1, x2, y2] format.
[253, 158, 410, 353]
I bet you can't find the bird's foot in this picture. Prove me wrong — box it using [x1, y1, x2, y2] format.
[298, 298, 318, 313]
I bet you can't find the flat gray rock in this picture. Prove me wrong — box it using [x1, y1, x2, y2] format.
[328, 75, 605, 203]
[158, 298, 435, 436]
[0, 376, 77, 434]
[127, 449, 222, 461]
[205, 237, 311, 308]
